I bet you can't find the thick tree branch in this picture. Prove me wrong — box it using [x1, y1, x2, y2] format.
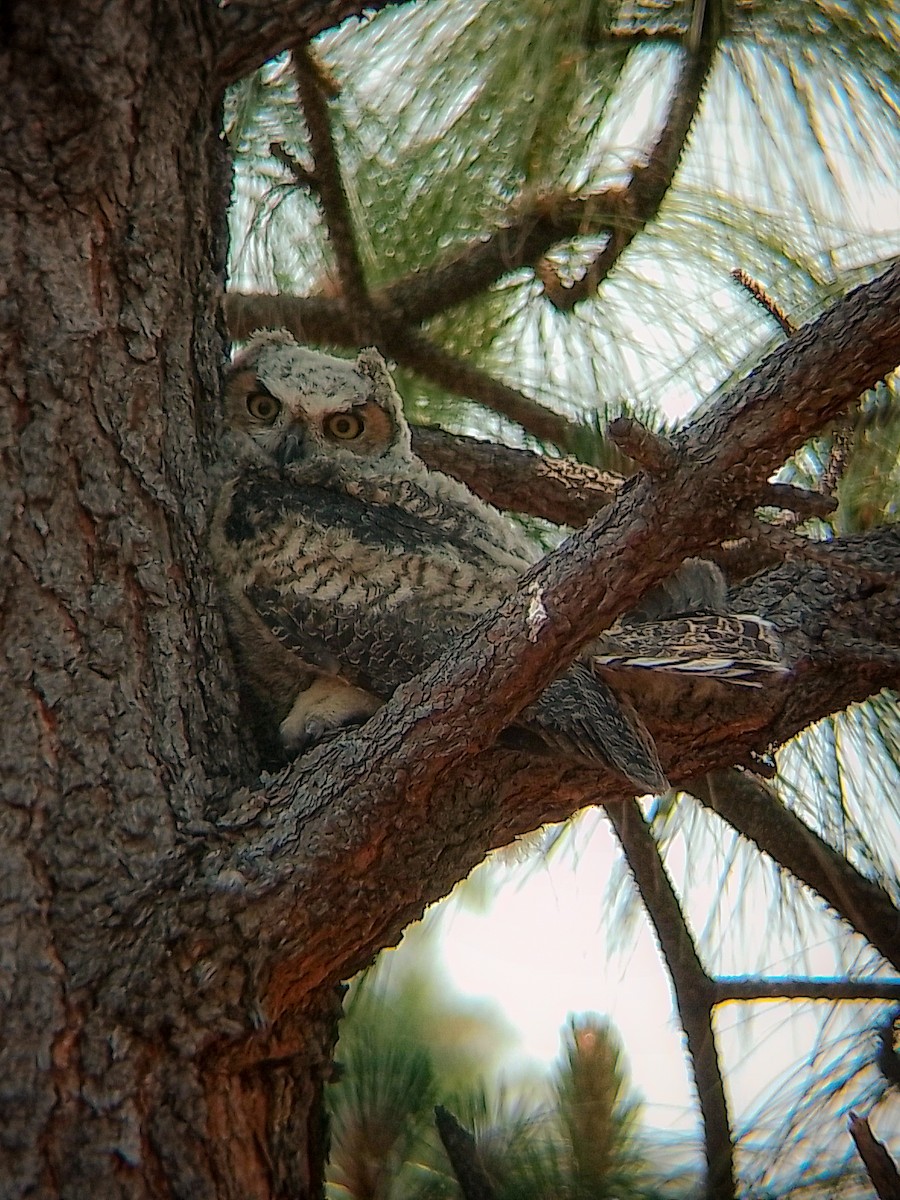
[607, 417, 679, 473]
[411, 430, 834, 529]
[410, 428, 622, 523]
[605, 799, 734, 1199]
[225, 289, 348, 345]
[759, 482, 836, 519]
[166, 523, 899, 1082]
[708, 519, 861, 583]
[214, 263, 899, 838]
[132, 267, 899, 1097]
[190, 266, 900, 1014]
[213, 0, 401, 89]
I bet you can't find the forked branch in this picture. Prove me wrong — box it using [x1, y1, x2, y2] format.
[199, 264, 900, 987]
[541, 0, 728, 310]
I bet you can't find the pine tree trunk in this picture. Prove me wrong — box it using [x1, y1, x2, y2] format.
[0, 6, 337, 1196]
[3, 7, 898, 1199]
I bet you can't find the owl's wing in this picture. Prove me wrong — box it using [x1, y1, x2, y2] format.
[253, 582, 668, 792]
[233, 472, 669, 791]
[230, 468, 505, 697]
[248, 580, 472, 698]
[593, 614, 787, 684]
[517, 666, 669, 793]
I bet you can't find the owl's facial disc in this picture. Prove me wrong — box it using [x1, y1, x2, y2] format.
[226, 337, 410, 465]
[271, 404, 371, 466]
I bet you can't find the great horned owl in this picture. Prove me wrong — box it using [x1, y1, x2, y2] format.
[210, 331, 786, 792]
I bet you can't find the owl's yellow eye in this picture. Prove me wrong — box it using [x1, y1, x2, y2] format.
[325, 412, 364, 440]
[247, 392, 281, 423]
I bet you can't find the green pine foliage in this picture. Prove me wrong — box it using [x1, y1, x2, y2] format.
[227, 0, 899, 424]
[327, 983, 691, 1199]
[227, 1, 900, 1193]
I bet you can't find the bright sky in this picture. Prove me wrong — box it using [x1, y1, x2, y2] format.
[409, 793, 900, 1176]
[437, 819, 699, 1126]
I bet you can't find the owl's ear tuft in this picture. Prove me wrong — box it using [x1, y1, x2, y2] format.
[355, 348, 412, 457]
[229, 329, 298, 375]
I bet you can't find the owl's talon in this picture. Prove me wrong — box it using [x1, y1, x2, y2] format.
[282, 716, 367, 756]
[278, 677, 382, 756]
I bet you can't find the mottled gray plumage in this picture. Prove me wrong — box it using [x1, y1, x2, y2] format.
[210, 331, 786, 792]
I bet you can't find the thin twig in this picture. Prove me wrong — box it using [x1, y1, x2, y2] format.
[378, 322, 577, 448]
[695, 771, 900, 970]
[375, 189, 628, 325]
[731, 269, 796, 337]
[292, 43, 376, 341]
[543, 0, 727, 310]
[605, 799, 735, 1200]
[712, 977, 900, 1003]
[269, 141, 318, 190]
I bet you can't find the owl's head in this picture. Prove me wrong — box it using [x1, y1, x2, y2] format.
[224, 331, 412, 467]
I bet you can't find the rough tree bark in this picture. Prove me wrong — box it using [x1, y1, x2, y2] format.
[0, 2, 393, 1197]
[1, 5, 898, 1200]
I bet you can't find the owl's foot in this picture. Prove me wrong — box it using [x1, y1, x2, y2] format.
[282, 717, 364, 754]
[280, 678, 381, 755]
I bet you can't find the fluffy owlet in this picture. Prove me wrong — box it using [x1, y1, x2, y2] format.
[210, 331, 786, 792]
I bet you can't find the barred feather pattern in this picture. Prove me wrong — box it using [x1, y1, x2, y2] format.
[593, 614, 787, 686]
[211, 334, 787, 794]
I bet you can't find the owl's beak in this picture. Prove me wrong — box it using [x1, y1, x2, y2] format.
[275, 428, 306, 467]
